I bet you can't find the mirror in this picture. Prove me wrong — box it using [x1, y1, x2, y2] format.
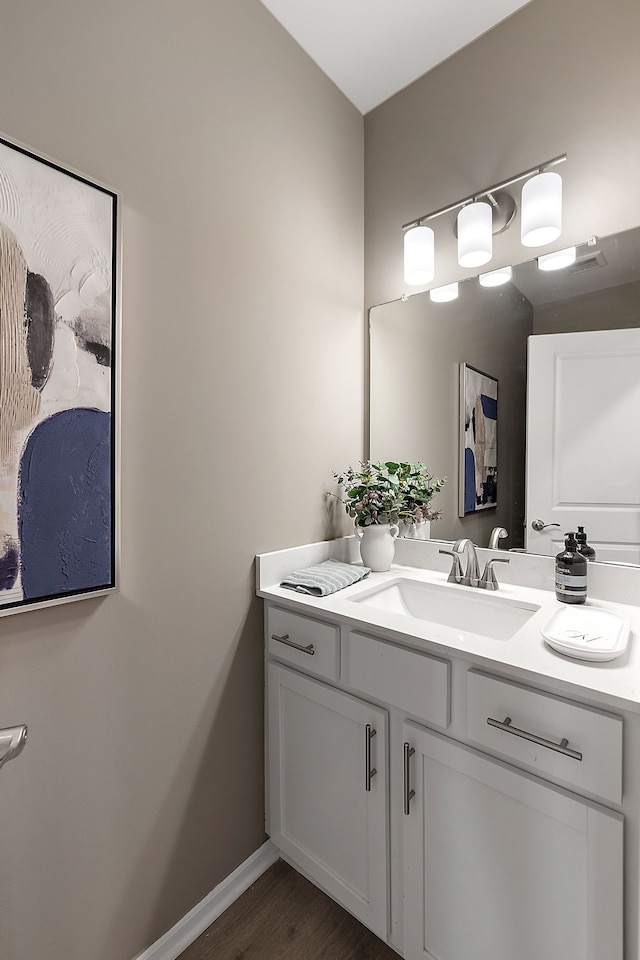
[369, 225, 640, 561]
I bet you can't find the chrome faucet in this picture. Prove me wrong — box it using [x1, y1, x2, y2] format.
[439, 538, 480, 587]
[488, 526, 508, 549]
[439, 538, 510, 590]
[453, 538, 481, 587]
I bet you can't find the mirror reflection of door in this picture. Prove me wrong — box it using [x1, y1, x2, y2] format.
[526, 328, 640, 562]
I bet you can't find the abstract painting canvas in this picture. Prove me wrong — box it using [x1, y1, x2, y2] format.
[459, 363, 498, 517]
[0, 134, 118, 615]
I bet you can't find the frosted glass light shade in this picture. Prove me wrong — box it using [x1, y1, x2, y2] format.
[458, 201, 492, 268]
[479, 265, 512, 287]
[521, 172, 562, 247]
[404, 225, 435, 285]
[478, 267, 512, 287]
[537, 246, 576, 271]
[430, 282, 459, 302]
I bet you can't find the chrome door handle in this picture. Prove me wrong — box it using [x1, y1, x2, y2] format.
[365, 724, 377, 792]
[403, 742, 416, 815]
[531, 519, 561, 532]
[271, 633, 315, 656]
[487, 716, 582, 761]
[0, 725, 28, 770]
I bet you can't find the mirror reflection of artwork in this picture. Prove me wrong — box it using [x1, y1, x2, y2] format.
[459, 364, 498, 517]
[0, 134, 118, 616]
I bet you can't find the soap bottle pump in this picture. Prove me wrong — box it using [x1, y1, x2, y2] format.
[555, 531, 587, 604]
[576, 526, 596, 562]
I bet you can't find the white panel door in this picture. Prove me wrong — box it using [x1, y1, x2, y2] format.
[267, 663, 389, 939]
[402, 723, 623, 960]
[526, 328, 640, 561]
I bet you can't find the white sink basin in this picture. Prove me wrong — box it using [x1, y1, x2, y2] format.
[350, 578, 539, 641]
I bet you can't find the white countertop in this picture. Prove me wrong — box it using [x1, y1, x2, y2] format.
[257, 538, 640, 714]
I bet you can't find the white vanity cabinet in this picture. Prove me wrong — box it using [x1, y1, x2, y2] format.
[264, 601, 624, 960]
[267, 660, 390, 939]
[402, 724, 622, 960]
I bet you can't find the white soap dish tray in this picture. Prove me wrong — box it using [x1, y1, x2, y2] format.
[542, 604, 630, 661]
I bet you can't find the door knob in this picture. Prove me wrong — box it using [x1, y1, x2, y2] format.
[531, 519, 561, 532]
[0, 725, 28, 770]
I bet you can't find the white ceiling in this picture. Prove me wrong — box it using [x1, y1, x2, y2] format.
[259, 0, 533, 114]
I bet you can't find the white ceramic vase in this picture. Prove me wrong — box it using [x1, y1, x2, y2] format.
[355, 523, 399, 571]
[398, 519, 431, 540]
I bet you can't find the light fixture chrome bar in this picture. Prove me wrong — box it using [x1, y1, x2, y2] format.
[402, 153, 567, 231]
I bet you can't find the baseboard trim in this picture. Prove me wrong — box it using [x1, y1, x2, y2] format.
[134, 839, 280, 960]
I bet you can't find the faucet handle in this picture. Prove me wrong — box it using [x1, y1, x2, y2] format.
[439, 549, 464, 584]
[480, 557, 510, 591]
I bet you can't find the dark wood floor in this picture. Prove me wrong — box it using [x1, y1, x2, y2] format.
[178, 859, 399, 960]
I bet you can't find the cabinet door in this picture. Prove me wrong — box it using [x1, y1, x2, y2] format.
[268, 663, 389, 939]
[402, 722, 622, 960]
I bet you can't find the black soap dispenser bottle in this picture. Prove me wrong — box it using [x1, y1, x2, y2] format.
[576, 526, 596, 562]
[555, 531, 587, 604]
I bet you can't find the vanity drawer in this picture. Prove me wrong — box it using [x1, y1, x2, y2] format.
[266, 606, 340, 681]
[466, 670, 623, 805]
[344, 631, 449, 728]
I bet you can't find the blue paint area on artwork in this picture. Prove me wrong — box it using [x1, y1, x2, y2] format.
[480, 393, 497, 420]
[0, 538, 19, 590]
[464, 447, 476, 514]
[18, 408, 111, 599]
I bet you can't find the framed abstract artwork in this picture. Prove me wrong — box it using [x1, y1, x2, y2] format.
[459, 363, 498, 517]
[0, 133, 119, 616]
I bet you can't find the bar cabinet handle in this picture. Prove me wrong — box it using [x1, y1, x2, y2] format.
[365, 724, 377, 792]
[271, 633, 315, 656]
[403, 742, 416, 815]
[487, 715, 583, 761]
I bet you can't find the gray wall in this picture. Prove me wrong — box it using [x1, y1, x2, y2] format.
[365, 0, 640, 311]
[534, 280, 640, 334]
[0, 2, 363, 959]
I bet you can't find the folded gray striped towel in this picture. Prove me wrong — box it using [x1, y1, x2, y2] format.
[280, 559, 371, 596]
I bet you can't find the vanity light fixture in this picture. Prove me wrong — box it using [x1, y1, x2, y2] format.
[404, 224, 435, 285]
[402, 154, 566, 285]
[521, 171, 563, 247]
[537, 246, 577, 271]
[457, 201, 492, 268]
[429, 282, 459, 302]
[479, 265, 513, 287]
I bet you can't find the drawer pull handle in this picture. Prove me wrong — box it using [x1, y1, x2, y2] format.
[271, 633, 315, 656]
[365, 724, 377, 792]
[487, 716, 583, 761]
[403, 742, 416, 815]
